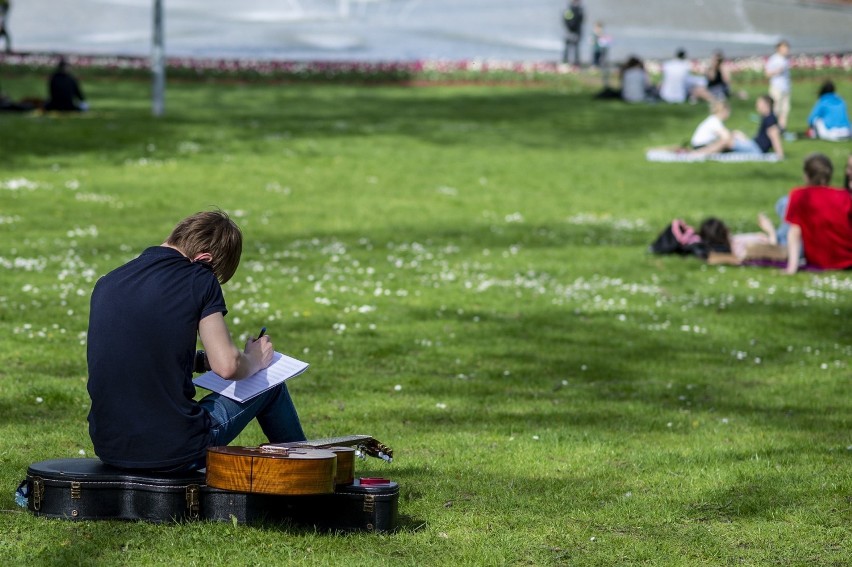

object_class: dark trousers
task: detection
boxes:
[562,34,581,65]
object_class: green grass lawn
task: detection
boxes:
[0,69,850,566]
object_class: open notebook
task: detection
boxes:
[193,352,309,402]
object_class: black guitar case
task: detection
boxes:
[25,458,398,532]
[203,479,399,531]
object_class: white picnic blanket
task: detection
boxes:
[646,149,781,163]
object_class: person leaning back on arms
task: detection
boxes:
[86,210,306,472]
[783,154,852,275]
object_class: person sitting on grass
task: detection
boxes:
[691,97,783,158]
[735,95,784,158]
[766,150,848,255]
[689,100,737,154]
[784,153,852,274]
[0,78,36,112]
[806,80,851,141]
[705,50,732,101]
[620,56,657,103]
[659,48,713,105]
[845,153,852,192]
[87,210,306,472]
[44,58,87,112]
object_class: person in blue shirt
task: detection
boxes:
[807,80,851,141]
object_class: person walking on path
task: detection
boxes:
[562,0,585,66]
[765,40,791,131]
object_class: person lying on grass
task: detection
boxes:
[691,97,783,158]
[783,153,852,274]
[650,215,785,264]
[87,210,306,472]
[698,216,786,265]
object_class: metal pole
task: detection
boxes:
[152,0,165,117]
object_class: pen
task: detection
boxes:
[255,326,267,341]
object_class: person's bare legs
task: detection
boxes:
[690,86,714,104]
[757,212,778,245]
[692,134,733,155]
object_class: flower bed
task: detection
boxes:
[0,51,849,85]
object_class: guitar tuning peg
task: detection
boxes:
[377,452,392,463]
[355,449,367,460]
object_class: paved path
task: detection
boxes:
[7,0,852,62]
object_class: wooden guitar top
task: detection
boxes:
[206,446,337,495]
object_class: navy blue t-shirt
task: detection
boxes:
[87,246,227,468]
[754,112,779,153]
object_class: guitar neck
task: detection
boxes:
[302,435,375,449]
[265,435,393,462]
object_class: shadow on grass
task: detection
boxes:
[686,463,845,522]
[371,292,850,440]
[0,76,705,166]
[244,221,847,443]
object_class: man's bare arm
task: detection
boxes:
[767,125,784,158]
[785,224,802,274]
[198,312,274,380]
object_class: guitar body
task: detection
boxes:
[206,446,337,495]
[326,447,356,486]
[253,434,393,490]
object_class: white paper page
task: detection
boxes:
[193,352,309,402]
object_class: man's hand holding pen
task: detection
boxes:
[245,326,274,371]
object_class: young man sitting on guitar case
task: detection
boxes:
[86,210,307,473]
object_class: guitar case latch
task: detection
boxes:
[186,484,200,520]
[363,494,375,513]
[32,477,44,511]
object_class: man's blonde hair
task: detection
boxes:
[710,100,729,115]
[166,210,242,284]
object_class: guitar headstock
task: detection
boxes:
[299,434,394,463]
[356,439,393,463]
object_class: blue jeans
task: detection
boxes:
[731,137,762,154]
[774,194,805,259]
[775,195,790,246]
[154,383,305,473]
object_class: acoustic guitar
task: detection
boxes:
[206,435,393,496]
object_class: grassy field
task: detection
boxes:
[0,69,850,566]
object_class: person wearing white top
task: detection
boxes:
[691,103,731,151]
[765,40,791,130]
[690,101,733,153]
[659,49,712,104]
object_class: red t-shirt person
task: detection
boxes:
[785,186,852,270]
